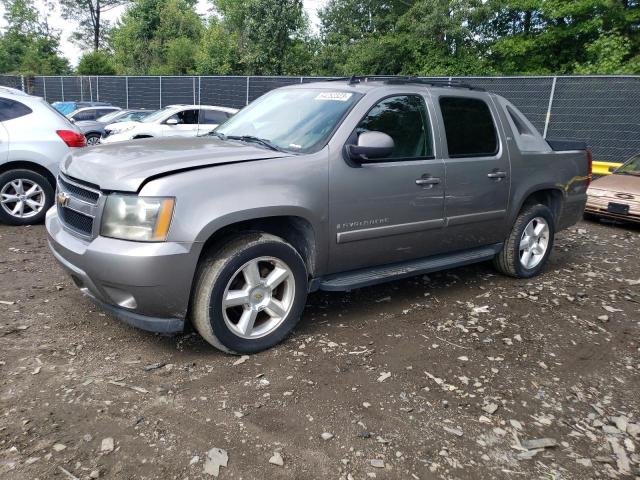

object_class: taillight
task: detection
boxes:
[586,149,593,187]
[56,130,86,148]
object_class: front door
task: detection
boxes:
[0,122,8,163]
[433,94,511,250]
[328,94,447,273]
[162,109,200,137]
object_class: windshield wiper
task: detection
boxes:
[226,135,285,153]
[205,131,227,140]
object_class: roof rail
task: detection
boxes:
[325,75,485,91]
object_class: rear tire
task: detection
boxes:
[191,233,308,354]
[494,204,555,278]
[0,169,54,226]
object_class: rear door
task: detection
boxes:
[162,109,200,137]
[433,93,510,250]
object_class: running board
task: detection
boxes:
[316,244,502,292]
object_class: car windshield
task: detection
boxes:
[97,110,125,123]
[616,154,640,176]
[215,88,362,153]
[141,107,174,123]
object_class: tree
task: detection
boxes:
[59,0,130,51]
[0,0,70,74]
[111,0,203,74]
[77,49,116,74]
[210,0,311,75]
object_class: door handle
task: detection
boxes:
[487,171,507,180]
[416,176,441,187]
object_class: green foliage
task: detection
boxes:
[110,0,202,74]
[0,0,638,76]
[0,0,70,74]
[59,0,129,51]
[77,49,116,74]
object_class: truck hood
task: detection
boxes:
[61,136,292,192]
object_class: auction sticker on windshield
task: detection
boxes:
[315,92,354,102]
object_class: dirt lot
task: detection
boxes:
[0,219,639,480]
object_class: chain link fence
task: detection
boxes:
[2,74,639,163]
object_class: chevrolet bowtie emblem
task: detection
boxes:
[57,192,70,208]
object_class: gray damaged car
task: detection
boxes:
[46,77,591,353]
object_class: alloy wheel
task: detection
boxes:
[519,216,550,269]
[0,179,46,219]
[221,256,295,339]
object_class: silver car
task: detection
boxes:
[0,87,86,225]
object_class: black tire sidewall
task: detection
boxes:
[511,205,555,278]
[0,169,54,226]
[207,241,308,353]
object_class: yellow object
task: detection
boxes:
[153,199,175,241]
[593,161,622,176]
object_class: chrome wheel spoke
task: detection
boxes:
[521,249,532,268]
[11,201,24,216]
[519,236,530,251]
[533,222,546,237]
[1,193,18,204]
[236,308,258,336]
[223,289,250,308]
[11,180,24,195]
[242,261,262,287]
[265,299,286,319]
[265,266,289,290]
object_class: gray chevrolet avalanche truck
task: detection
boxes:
[46,77,591,353]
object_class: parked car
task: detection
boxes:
[585,153,640,223]
[100,104,237,143]
[0,87,85,225]
[76,109,150,145]
[46,77,590,353]
[67,105,121,122]
[52,101,113,116]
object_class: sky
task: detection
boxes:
[1,0,328,66]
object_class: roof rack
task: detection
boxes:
[325,75,484,91]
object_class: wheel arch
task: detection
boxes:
[0,161,57,190]
[512,186,565,228]
[196,214,320,279]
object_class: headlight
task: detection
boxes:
[587,189,606,197]
[110,125,136,135]
[101,195,175,241]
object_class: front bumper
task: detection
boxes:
[46,207,201,333]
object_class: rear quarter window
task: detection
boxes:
[439,97,498,158]
[0,98,33,121]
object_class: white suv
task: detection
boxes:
[101,104,238,143]
[0,87,86,225]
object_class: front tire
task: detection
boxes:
[0,169,54,226]
[85,133,101,146]
[191,233,308,354]
[494,203,555,278]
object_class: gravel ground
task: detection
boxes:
[0,219,639,480]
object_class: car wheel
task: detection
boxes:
[191,233,308,354]
[493,203,555,278]
[0,169,54,226]
[85,133,101,146]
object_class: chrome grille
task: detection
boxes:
[56,174,103,238]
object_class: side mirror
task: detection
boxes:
[166,118,179,126]
[347,131,394,162]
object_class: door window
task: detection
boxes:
[439,97,498,158]
[355,95,432,159]
[171,109,199,125]
[73,109,97,121]
[201,109,229,125]
[0,99,32,121]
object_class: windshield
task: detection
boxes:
[616,154,640,175]
[97,110,124,123]
[141,107,174,123]
[216,88,362,153]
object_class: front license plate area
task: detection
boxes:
[607,202,630,215]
